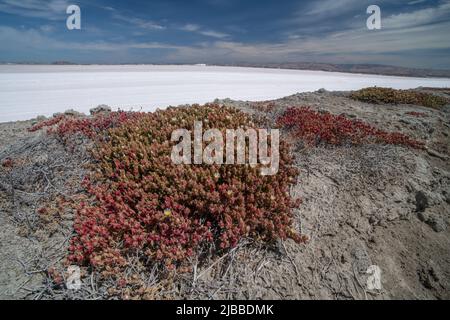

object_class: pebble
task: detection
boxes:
[90,104,112,115]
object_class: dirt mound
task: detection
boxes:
[0,88,449,299]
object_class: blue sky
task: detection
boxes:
[0,0,449,69]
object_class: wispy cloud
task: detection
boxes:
[39,24,54,32]
[180,23,230,39]
[304,0,364,16]
[383,1,450,29]
[181,24,200,32]
[0,25,183,52]
[408,0,427,5]
[111,12,166,30]
[0,0,69,20]
[198,30,229,38]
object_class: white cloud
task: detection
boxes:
[181,23,229,38]
[198,30,229,38]
[0,0,69,20]
[39,24,54,32]
[304,0,364,16]
[111,12,166,30]
[0,25,183,52]
[162,18,450,66]
[383,1,450,29]
[408,0,427,5]
[181,24,201,32]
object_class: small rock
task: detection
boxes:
[428,216,447,232]
[340,113,357,119]
[419,260,442,290]
[418,211,447,232]
[64,109,82,116]
[418,211,429,222]
[444,192,450,204]
[427,148,448,161]
[31,115,47,125]
[351,247,371,273]
[387,212,400,221]
[415,191,429,212]
[90,104,111,115]
[317,88,327,94]
[399,119,411,125]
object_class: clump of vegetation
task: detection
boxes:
[277,107,423,149]
[28,115,65,132]
[39,105,306,271]
[52,112,143,140]
[250,102,276,113]
[29,112,141,140]
[349,87,448,109]
[1,158,14,168]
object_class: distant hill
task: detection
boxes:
[2,61,449,78]
[220,62,450,78]
[51,61,76,65]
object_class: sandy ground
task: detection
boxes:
[211,88,450,299]
[0,88,449,299]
